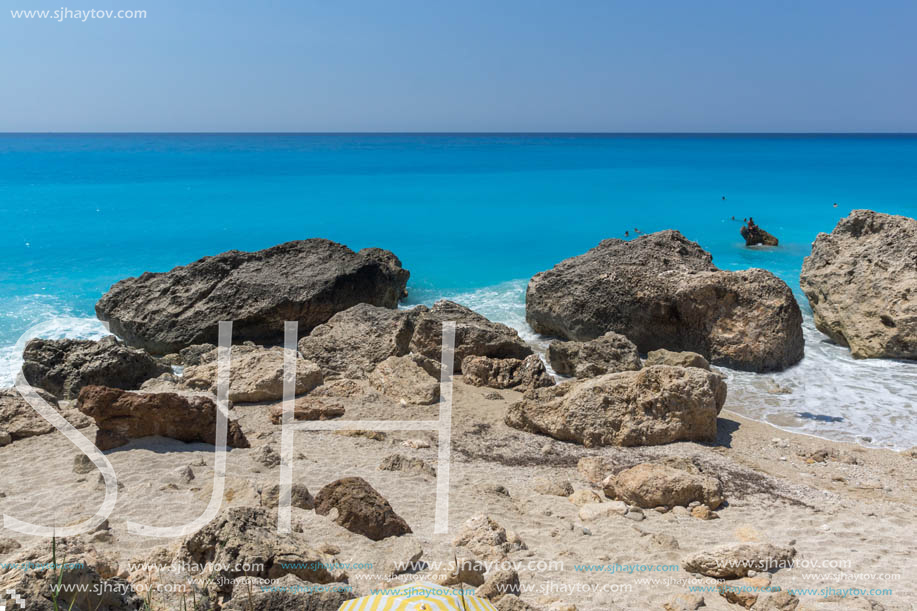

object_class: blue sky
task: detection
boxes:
[2,0,915,132]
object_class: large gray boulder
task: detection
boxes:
[505,365,726,447]
[21,336,170,400]
[298,303,426,378]
[800,210,917,359]
[547,331,642,378]
[410,300,532,372]
[95,239,409,354]
[525,231,804,372]
[181,344,323,402]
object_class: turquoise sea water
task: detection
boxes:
[2,134,917,448]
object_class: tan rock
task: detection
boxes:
[462,354,554,390]
[568,489,603,507]
[645,349,710,370]
[182,344,322,402]
[547,331,642,378]
[268,397,344,424]
[369,355,440,405]
[76,385,249,450]
[801,210,917,359]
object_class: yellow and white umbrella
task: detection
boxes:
[338,581,499,611]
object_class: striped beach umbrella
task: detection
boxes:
[338,581,499,611]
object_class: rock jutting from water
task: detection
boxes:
[95,239,410,354]
[525,230,804,372]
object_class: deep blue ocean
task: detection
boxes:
[2,134,917,448]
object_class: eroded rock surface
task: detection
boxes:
[801,209,917,359]
[526,231,803,372]
[76,385,249,450]
[96,239,409,354]
[505,365,726,447]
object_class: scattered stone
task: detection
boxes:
[269,398,345,424]
[663,592,704,611]
[525,230,804,372]
[182,506,345,598]
[0,431,10,447]
[297,303,424,378]
[683,543,797,578]
[462,354,554,390]
[604,463,723,509]
[335,430,386,441]
[379,453,436,477]
[436,555,487,587]
[76,386,249,450]
[691,505,718,520]
[260,483,314,510]
[381,537,424,577]
[182,344,323,402]
[221,574,354,610]
[645,349,711,370]
[800,210,917,359]
[495,595,539,611]
[453,515,526,559]
[547,332,642,378]
[753,590,800,611]
[476,569,521,600]
[255,445,281,468]
[718,574,772,608]
[96,239,409,354]
[624,507,645,521]
[368,355,440,405]
[0,537,22,555]
[173,465,195,484]
[178,343,217,366]
[568,489,603,507]
[651,533,680,550]
[410,300,533,371]
[506,366,726,447]
[402,438,431,449]
[314,477,412,540]
[0,387,62,441]
[533,476,574,496]
[483,391,504,400]
[21,336,172,400]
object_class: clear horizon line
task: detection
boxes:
[1,130,917,136]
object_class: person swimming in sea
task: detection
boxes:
[624,230,629,237]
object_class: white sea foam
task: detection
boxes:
[3,283,915,450]
[0,316,110,388]
[433,280,917,451]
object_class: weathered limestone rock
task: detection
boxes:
[96,239,409,354]
[801,210,917,359]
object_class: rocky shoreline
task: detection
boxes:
[1,211,915,610]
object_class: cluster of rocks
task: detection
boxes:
[3,219,913,609]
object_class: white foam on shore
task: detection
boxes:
[436,280,917,451]
[0,316,110,387]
